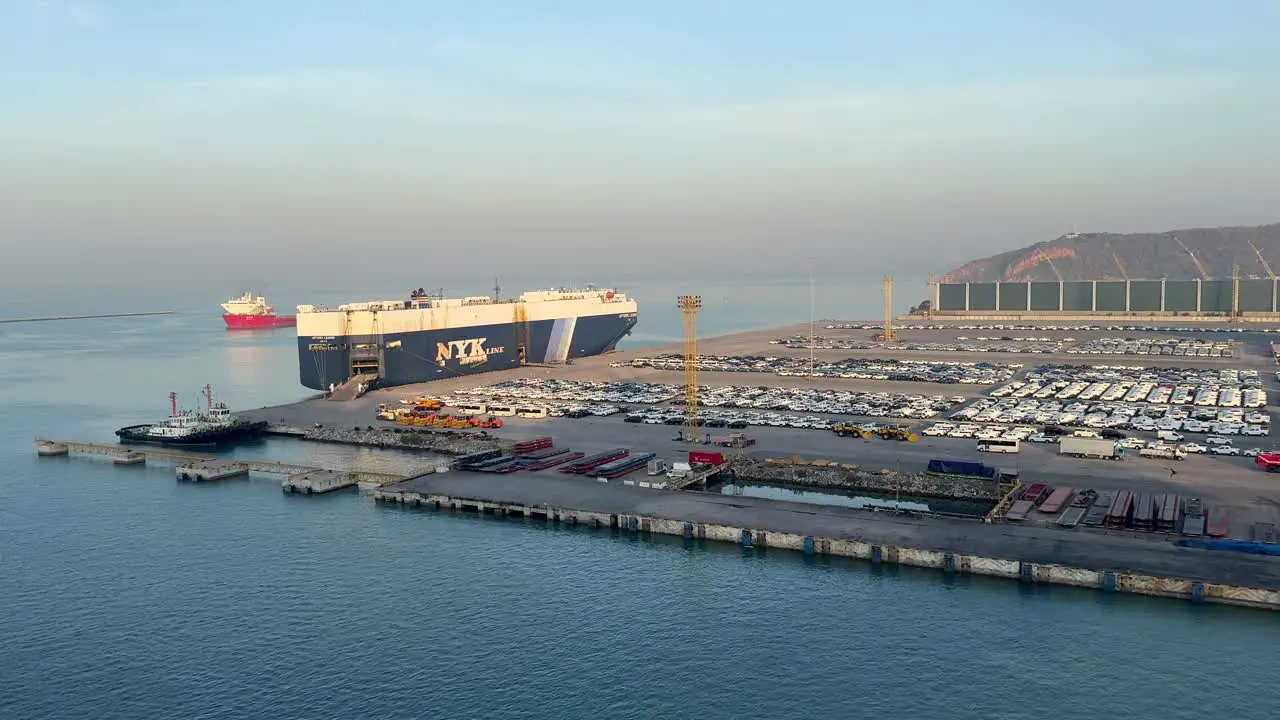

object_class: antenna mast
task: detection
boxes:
[677,295,702,443]
[170,392,177,417]
[493,278,501,302]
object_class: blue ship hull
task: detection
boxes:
[298,312,637,391]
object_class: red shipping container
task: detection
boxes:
[689,451,724,466]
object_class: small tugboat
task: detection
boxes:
[116,385,268,447]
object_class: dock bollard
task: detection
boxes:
[1102,572,1117,593]
[803,536,814,555]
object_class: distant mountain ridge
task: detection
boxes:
[942,223,1280,283]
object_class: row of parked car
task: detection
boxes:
[693,386,965,418]
[1064,337,1234,357]
[951,396,1271,436]
[923,422,1266,456]
[617,354,1017,384]
[453,378,968,421]
[455,379,682,405]
[622,408,837,430]
[772,336,1067,354]
[992,365,1265,408]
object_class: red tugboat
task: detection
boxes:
[221,291,296,329]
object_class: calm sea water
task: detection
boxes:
[3,288,1279,720]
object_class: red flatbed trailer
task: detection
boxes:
[1106,491,1134,527]
[1206,506,1231,537]
[1005,499,1034,521]
[527,452,584,471]
[559,448,629,474]
[1021,483,1048,504]
[514,436,554,453]
[1038,486,1075,514]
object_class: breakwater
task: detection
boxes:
[0,310,176,324]
[730,458,1003,501]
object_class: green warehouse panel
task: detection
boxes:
[937,284,968,311]
[997,282,1029,311]
[1061,282,1094,311]
[1163,281,1198,312]
[1128,281,1162,312]
[968,283,997,311]
[1237,279,1274,312]
[1028,282,1061,311]
[1094,281,1127,312]
[1200,280,1233,313]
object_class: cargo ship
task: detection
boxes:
[222,291,296,329]
[116,385,268,447]
[296,287,638,392]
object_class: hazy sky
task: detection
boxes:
[4,1,1280,291]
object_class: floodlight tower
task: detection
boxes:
[677,295,702,441]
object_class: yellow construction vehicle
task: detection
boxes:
[833,423,874,439]
[400,396,443,409]
[877,425,919,442]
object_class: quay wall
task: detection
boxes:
[377,490,1280,612]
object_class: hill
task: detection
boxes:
[941,223,1280,283]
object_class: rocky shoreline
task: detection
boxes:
[300,426,503,456]
[728,458,1003,502]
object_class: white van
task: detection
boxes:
[1157,430,1184,442]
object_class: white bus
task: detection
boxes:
[488,404,516,417]
[516,406,549,419]
[453,401,487,414]
[977,439,1020,454]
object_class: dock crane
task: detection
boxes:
[1247,239,1276,280]
[1172,234,1211,280]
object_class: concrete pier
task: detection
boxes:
[283,470,356,494]
[36,441,68,456]
[375,470,1280,612]
[35,439,411,487]
[177,460,249,482]
[113,452,145,466]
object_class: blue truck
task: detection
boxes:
[925,458,999,480]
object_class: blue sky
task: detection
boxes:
[4,1,1279,291]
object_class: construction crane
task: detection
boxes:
[1032,248,1064,282]
[873,276,899,342]
[1172,234,1210,280]
[677,295,702,443]
[1247,238,1276,280]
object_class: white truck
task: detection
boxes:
[1058,436,1124,460]
[1157,430,1185,442]
[1140,445,1187,461]
[666,461,692,480]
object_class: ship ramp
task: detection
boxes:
[327,373,377,402]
